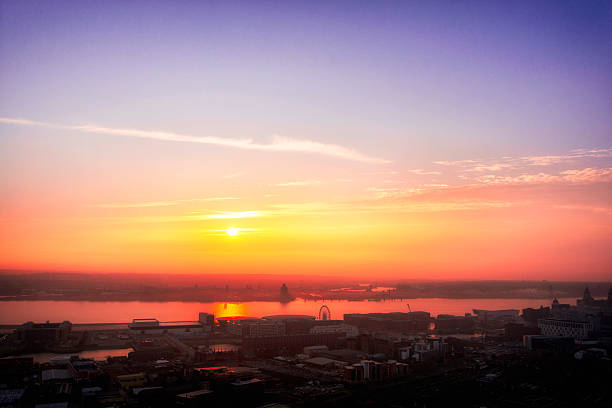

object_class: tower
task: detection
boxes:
[279,283,294,302]
[583,286,594,302]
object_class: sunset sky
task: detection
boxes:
[1,1,611,280]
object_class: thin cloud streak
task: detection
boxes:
[96,197,239,208]
[432,148,612,170]
[475,167,612,185]
[406,169,442,175]
[0,117,390,164]
[204,211,261,219]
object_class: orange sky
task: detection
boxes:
[1,2,612,281]
[1,138,611,280]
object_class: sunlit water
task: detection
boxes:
[0,298,569,324]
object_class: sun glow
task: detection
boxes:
[214,302,248,318]
[226,228,239,236]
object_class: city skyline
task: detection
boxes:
[1,1,612,280]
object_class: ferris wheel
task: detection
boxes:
[318,305,331,320]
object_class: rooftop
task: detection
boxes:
[262,315,315,321]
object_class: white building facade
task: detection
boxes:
[538,318,593,339]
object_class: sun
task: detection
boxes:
[226,228,239,236]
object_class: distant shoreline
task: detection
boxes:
[0,295,570,303]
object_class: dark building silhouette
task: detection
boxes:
[583,286,594,302]
[521,306,551,325]
[279,283,294,303]
[16,321,71,349]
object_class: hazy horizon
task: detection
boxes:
[2,269,612,285]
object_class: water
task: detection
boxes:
[0,298,568,324]
[1,348,134,364]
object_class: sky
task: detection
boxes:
[1,0,611,280]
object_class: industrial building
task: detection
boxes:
[537,318,594,339]
[129,319,208,336]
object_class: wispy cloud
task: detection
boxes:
[272,180,321,187]
[406,169,442,175]
[465,163,514,172]
[432,148,612,170]
[0,117,390,163]
[96,197,239,208]
[433,159,477,166]
[560,167,612,183]
[475,167,612,185]
[204,211,261,219]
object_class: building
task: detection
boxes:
[129,319,207,336]
[304,357,347,370]
[69,358,100,381]
[472,309,519,323]
[521,306,551,325]
[576,286,612,314]
[523,335,575,351]
[129,318,160,328]
[310,324,359,337]
[343,360,409,382]
[16,321,72,346]
[435,314,474,332]
[538,318,593,339]
[217,317,283,337]
[116,373,147,390]
[504,322,540,340]
[279,283,295,302]
[242,333,344,354]
[198,313,215,328]
[263,315,348,335]
[344,312,431,333]
[217,316,290,337]
[397,337,449,362]
[218,317,259,336]
[245,321,285,337]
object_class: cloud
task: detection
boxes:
[272,180,321,187]
[465,163,513,172]
[96,197,239,208]
[0,117,390,164]
[474,167,612,185]
[366,187,400,192]
[476,173,560,184]
[204,211,261,219]
[406,169,442,175]
[560,167,612,183]
[432,148,612,170]
[433,159,477,166]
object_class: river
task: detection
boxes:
[1,348,135,364]
[0,297,569,324]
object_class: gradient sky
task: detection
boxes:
[1,0,611,280]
